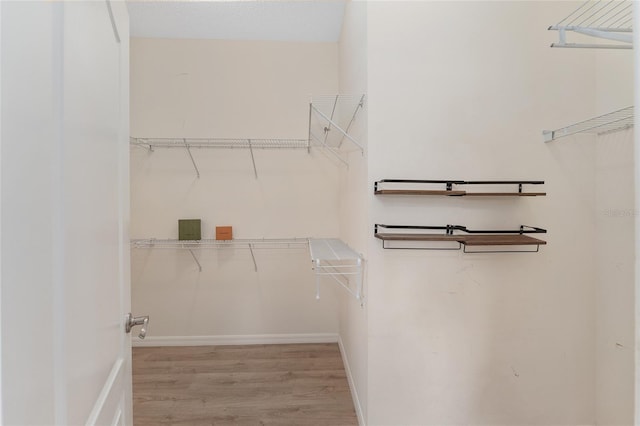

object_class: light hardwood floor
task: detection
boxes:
[133,343,358,425]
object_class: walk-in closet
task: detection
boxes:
[1,0,637,425]
[126,0,637,424]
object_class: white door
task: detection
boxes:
[1,1,134,425]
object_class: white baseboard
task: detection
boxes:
[338,335,365,426]
[133,333,339,347]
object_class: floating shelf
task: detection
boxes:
[374,180,546,197]
[374,224,547,253]
[308,238,364,302]
[548,0,633,49]
[131,238,309,272]
[543,106,634,142]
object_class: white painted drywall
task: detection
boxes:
[594,48,635,425]
[130,38,342,339]
[337,1,369,424]
[365,2,598,424]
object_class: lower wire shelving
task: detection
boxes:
[308,238,364,303]
[132,237,365,302]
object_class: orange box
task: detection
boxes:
[216,226,233,240]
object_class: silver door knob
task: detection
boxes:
[125,313,149,339]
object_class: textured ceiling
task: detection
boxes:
[126,1,347,42]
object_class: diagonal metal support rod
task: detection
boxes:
[311,105,364,153]
[338,94,365,149]
[183,138,200,178]
[310,131,349,167]
[188,249,202,272]
[323,95,339,146]
[248,243,257,272]
[248,139,258,179]
[307,104,313,154]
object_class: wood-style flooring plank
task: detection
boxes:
[133,343,358,426]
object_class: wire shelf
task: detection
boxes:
[543,106,634,142]
[131,238,310,249]
[308,94,365,166]
[131,138,312,150]
[132,237,365,303]
[308,238,364,303]
[549,0,633,49]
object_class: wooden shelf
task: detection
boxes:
[374,233,546,246]
[462,234,546,246]
[374,189,465,196]
[374,224,547,252]
[375,190,546,197]
[374,179,545,197]
[464,192,547,197]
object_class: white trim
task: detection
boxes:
[634,1,640,424]
[85,358,124,426]
[0,1,3,420]
[338,336,365,426]
[132,333,339,347]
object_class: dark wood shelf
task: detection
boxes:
[375,190,546,197]
[374,233,546,246]
[374,179,546,197]
[374,189,465,196]
[464,192,546,197]
[374,224,547,252]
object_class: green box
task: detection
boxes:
[178,219,201,240]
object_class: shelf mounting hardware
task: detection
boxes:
[183,138,200,178]
[248,139,258,179]
[248,243,257,272]
[187,248,202,272]
[548,0,633,49]
[543,106,634,142]
[311,105,364,154]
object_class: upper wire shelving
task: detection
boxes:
[308,94,365,167]
[543,106,634,142]
[130,93,366,176]
[130,137,311,179]
[548,0,633,49]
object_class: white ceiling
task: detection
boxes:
[126,1,347,42]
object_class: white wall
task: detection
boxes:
[130,38,343,340]
[366,2,598,424]
[594,48,635,425]
[338,1,369,424]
